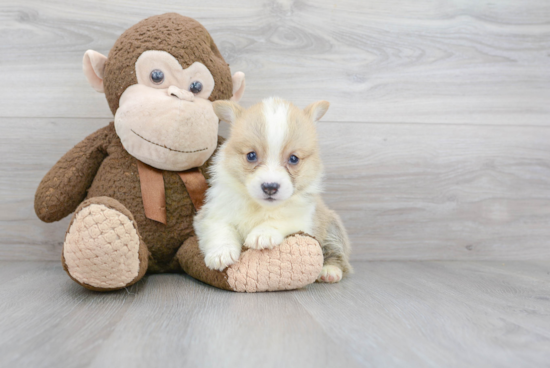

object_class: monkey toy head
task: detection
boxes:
[82,13,245,170]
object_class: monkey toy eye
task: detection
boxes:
[189,81,203,94]
[246,152,257,163]
[289,155,299,165]
[150,69,164,84]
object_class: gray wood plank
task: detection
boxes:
[0,260,49,286]
[320,122,550,261]
[1,0,549,124]
[2,117,550,261]
[1,261,549,368]
[294,261,550,368]
[88,274,361,368]
[389,262,550,340]
[0,261,138,368]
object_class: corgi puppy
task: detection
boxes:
[194,97,352,283]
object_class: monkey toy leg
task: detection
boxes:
[177,233,324,292]
[61,197,149,292]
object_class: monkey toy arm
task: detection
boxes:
[34,125,113,223]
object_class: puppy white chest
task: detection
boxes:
[233,198,316,242]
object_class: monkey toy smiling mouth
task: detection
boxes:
[130,129,208,154]
[114,50,220,171]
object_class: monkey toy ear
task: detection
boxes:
[230,72,246,102]
[83,50,108,93]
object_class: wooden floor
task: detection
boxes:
[0,261,549,368]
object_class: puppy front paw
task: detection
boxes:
[204,246,241,271]
[244,227,285,250]
[317,265,343,283]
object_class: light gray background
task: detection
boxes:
[2,0,550,262]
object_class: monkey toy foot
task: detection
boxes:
[62,197,149,291]
[178,233,324,292]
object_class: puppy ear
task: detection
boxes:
[83,50,108,93]
[304,101,330,122]
[212,100,245,124]
[230,72,246,102]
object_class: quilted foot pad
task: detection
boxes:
[226,233,324,292]
[63,203,141,289]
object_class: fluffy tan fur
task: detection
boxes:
[194,97,352,282]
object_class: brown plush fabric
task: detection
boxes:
[177,236,232,291]
[61,196,150,292]
[103,13,233,115]
[34,127,111,223]
[37,122,220,273]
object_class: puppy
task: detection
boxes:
[194,97,352,283]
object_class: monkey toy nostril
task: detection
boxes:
[167,86,194,101]
[261,182,280,196]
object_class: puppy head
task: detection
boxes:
[213,97,329,207]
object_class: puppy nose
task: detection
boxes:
[261,182,280,196]
[167,86,194,101]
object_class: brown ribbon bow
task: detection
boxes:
[137,160,207,224]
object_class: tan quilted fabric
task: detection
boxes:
[64,204,140,288]
[226,234,324,292]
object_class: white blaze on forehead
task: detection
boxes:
[262,97,289,166]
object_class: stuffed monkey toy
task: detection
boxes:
[34,13,323,292]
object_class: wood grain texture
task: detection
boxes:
[0,0,549,124]
[2,118,549,261]
[0,262,137,368]
[87,273,360,368]
[295,260,550,368]
[1,261,549,368]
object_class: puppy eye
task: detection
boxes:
[246,152,257,162]
[190,81,203,94]
[150,69,165,84]
[289,155,299,165]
